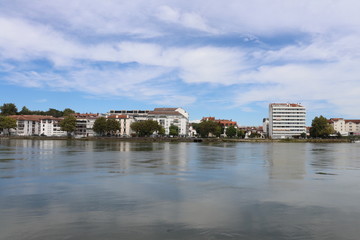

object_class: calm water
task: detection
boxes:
[1,139,360,240]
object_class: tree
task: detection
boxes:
[63,108,75,116]
[196,120,221,137]
[237,129,245,139]
[106,119,120,135]
[93,117,108,136]
[225,126,237,138]
[130,120,162,137]
[0,116,17,135]
[60,115,77,137]
[19,106,31,115]
[158,126,165,136]
[47,108,63,117]
[300,132,307,139]
[310,115,334,138]
[0,103,18,116]
[169,124,179,136]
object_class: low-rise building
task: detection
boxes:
[107,107,190,136]
[73,113,100,137]
[9,115,66,136]
[329,118,360,136]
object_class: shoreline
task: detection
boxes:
[0,136,352,143]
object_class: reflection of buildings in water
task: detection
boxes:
[160,142,189,173]
[267,143,306,180]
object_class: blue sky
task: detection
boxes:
[1,0,360,125]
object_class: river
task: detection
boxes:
[1,139,360,239]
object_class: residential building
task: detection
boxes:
[107,107,190,136]
[269,103,306,139]
[73,113,100,137]
[329,118,360,136]
[107,114,134,136]
[8,115,66,136]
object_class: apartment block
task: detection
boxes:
[269,103,306,139]
[329,118,360,136]
[9,115,66,136]
[107,107,189,136]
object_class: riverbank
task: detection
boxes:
[0,136,353,143]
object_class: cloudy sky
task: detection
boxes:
[1,0,360,125]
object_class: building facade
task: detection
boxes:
[9,115,66,136]
[329,118,360,136]
[269,103,306,139]
[73,113,100,137]
[107,107,189,136]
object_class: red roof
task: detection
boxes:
[148,111,182,116]
[345,120,360,124]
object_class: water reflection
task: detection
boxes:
[1,139,360,240]
[266,143,306,180]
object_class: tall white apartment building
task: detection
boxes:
[269,103,306,139]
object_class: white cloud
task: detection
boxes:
[1,0,360,118]
[156,5,218,33]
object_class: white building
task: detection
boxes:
[107,107,189,136]
[73,113,100,137]
[107,114,134,137]
[148,108,189,136]
[329,118,360,136]
[9,115,67,136]
[269,103,306,139]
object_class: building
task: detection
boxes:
[269,103,306,139]
[107,107,189,136]
[148,108,189,136]
[8,115,66,136]
[73,113,100,137]
[329,118,360,136]
[107,114,133,136]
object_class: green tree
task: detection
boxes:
[130,120,162,137]
[106,119,120,135]
[300,132,307,139]
[0,103,18,116]
[60,115,77,137]
[237,129,245,139]
[19,106,31,115]
[93,117,108,136]
[225,126,237,138]
[47,108,63,117]
[310,116,334,138]
[0,116,17,135]
[196,120,221,137]
[169,124,179,136]
[158,126,165,136]
[63,108,75,116]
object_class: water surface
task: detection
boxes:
[1,139,360,239]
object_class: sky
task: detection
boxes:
[1,0,360,125]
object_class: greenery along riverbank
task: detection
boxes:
[0,136,353,143]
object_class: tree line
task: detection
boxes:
[0,103,75,117]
